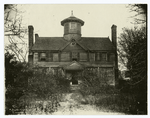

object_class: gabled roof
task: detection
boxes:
[31,37,67,51]
[31,37,115,51]
[60,39,88,51]
[79,37,115,51]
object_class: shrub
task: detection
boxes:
[79,69,117,95]
[5,64,70,115]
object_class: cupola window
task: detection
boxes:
[70,22,76,29]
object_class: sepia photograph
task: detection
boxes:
[4,3,147,115]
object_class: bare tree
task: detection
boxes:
[4,4,28,62]
[128,4,147,24]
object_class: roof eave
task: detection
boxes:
[61,19,84,26]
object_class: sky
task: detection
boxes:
[17,4,137,39]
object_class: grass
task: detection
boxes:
[80,92,139,114]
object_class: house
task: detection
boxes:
[28,13,118,86]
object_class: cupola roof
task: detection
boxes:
[61,13,84,26]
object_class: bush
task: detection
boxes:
[79,69,117,95]
[5,65,71,114]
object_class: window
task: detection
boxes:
[79,53,87,61]
[101,53,107,61]
[40,53,46,61]
[89,53,95,62]
[109,53,115,62]
[34,53,38,62]
[70,22,76,29]
[61,52,70,62]
[72,52,78,61]
[53,53,59,62]
[71,39,76,46]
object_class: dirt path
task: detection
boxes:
[53,91,125,115]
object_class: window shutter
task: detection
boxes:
[46,52,49,62]
[64,23,69,34]
[89,53,95,62]
[38,52,40,61]
[53,53,59,62]
[34,52,38,62]
[48,53,52,62]
[96,53,100,61]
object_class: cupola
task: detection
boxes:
[61,11,84,41]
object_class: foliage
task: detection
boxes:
[5,54,70,114]
[79,69,116,95]
[5,51,32,88]
[118,26,147,114]
[27,69,70,99]
[79,67,147,114]
[5,52,15,87]
[118,26,146,84]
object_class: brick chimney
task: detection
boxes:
[28,25,34,52]
[35,33,39,42]
[111,24,118,86]
[28,25,34,66]
[111,24,117,48]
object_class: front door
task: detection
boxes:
[72,73,78,85]
[66,70,80,85]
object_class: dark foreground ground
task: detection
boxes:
[6,85,146,115]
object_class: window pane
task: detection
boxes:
[41,53,46,57]
[40,53,46,61]
[89,53,95,62]
[72,52,78,61]
[61,53,70,61]
[53,53,59,62]
[70,22,76,29]
[80,53,87,61]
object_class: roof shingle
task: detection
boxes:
[31,37,115,51]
